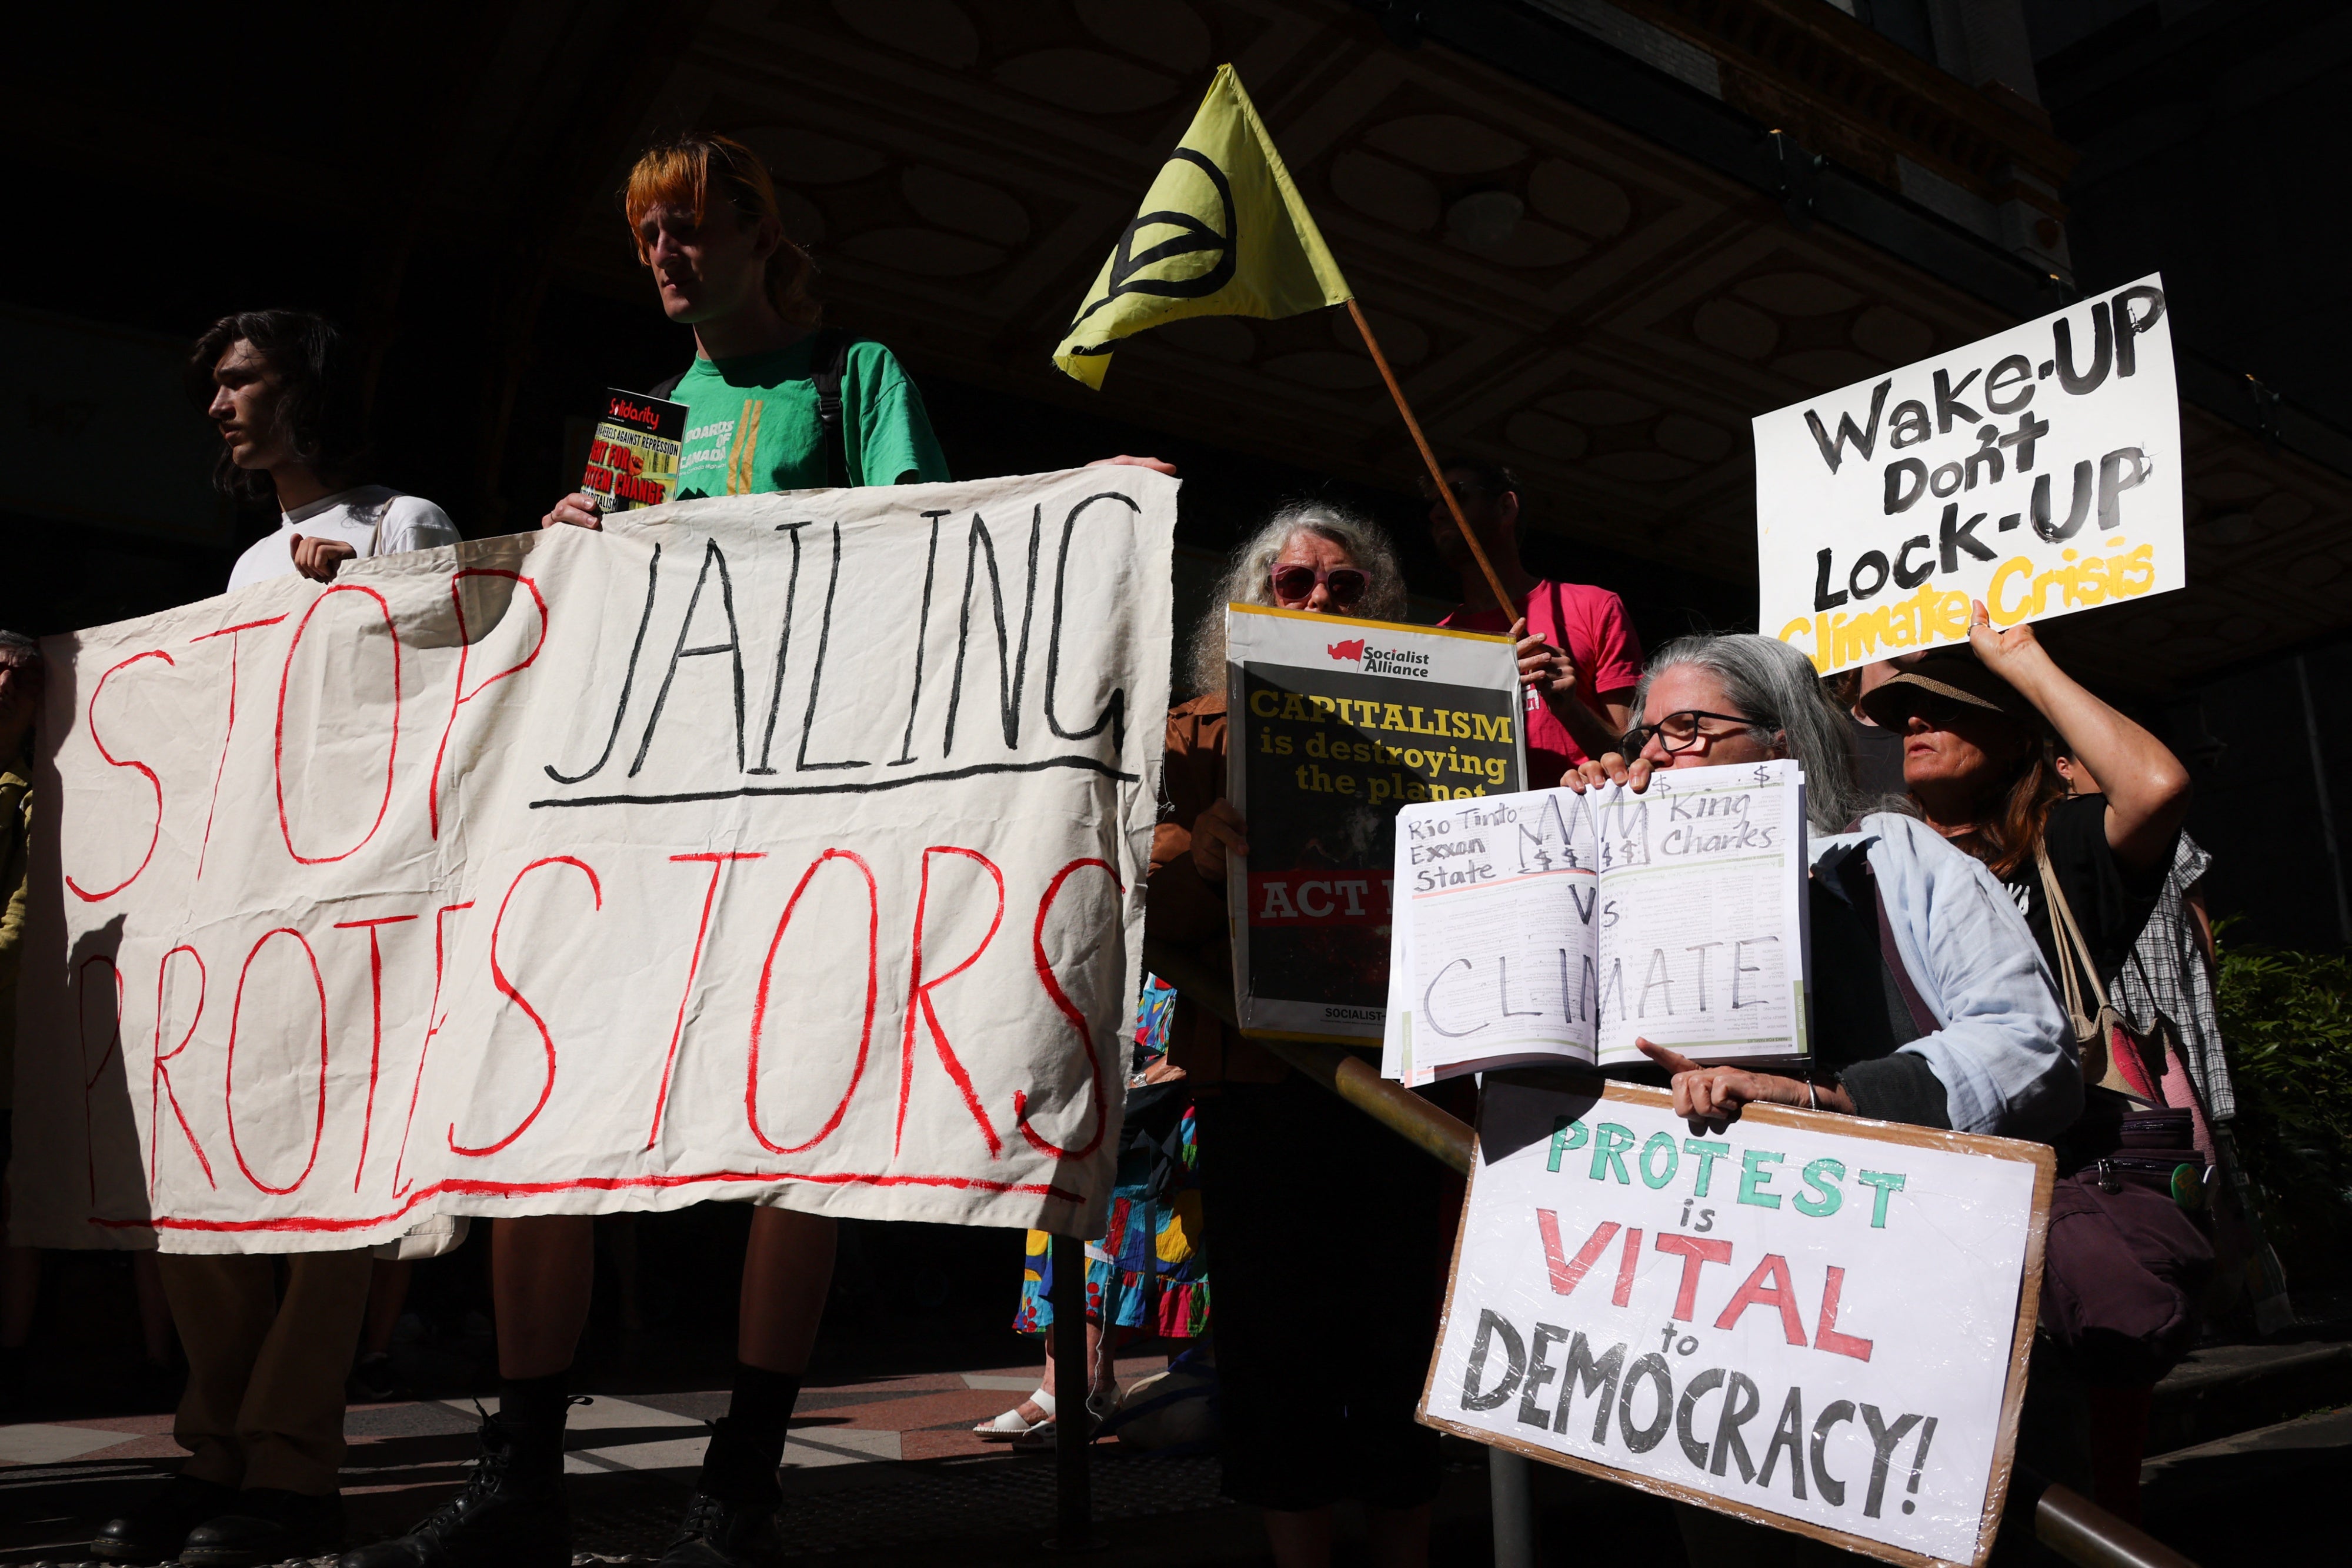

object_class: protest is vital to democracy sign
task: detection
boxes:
[1756,272,2181,677]
[11,469,1173,1253]
[1425,1081,2050,1568]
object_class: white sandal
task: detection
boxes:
[972,1387,1055,1440]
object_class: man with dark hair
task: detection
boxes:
[88,311,458,1566]
[1427,459,1642,786]
[194,309,459,588]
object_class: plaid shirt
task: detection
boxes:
[2113,833,2234,1120]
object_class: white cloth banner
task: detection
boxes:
[1756,271,2182,676]
[11,469,1175,1253]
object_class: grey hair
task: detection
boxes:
[1632,633,1876,835]
[1186,501,1407,697]
[0,630,38,666]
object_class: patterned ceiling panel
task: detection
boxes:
[542,0,2348,693]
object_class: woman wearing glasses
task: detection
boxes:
[1573,630,2080,1564]
[1150,503,1457,1568]
[1852,610,2192,1526]
[1574,630,2078,1141]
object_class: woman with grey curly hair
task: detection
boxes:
[1183,501,1407,698]
[1150,501,1459,1566]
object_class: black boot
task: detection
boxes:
[179,1488,345,1566]
[336,1411,568,1568]
[657,1417,786,1568]
[90,1474,241,1564]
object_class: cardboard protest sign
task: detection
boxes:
[11,469,1173,1253]
[1756,272,2181,676]
[1384,763,1812,1086]
[1426,1079,2050,1568]
[1223,606,1522,1042]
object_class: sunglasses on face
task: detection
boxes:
[1620,709,1765,756]
[1270,565,1369,608]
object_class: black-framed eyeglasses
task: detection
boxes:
[1620,709,1766,756]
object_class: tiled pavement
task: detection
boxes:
[0,1354,1279,1566]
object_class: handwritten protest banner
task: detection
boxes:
[11,468,1173,1253]
[1223,606,1522,1043]
[1383,764,1811,1086]
[1756,272,2181,677]
[1425,1080,2050,1568]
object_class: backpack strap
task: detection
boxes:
[808,328,856,486]
[650,329,858,484]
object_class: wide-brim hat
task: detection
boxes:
[1857,648,2040,730]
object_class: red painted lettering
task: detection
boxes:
[335,915,418,1190]
[1612,1225,1646,1307]
[1654,1232,1736,1320]
[1536,1211,1620,1296]
[1013,858,1122,1160]
[66,650,175,902]
[643,852,765,1150]
[428,572,548,839]
[275,586,401,865]
[392,901,473,1196]
[1713,1252,1810,1346]
[451,858,599,1157]
[896,846,1005,1159]
[225,928,329,1195]
[1813,1265,1875,1361]
[747,850,878,1156]
[148,945,215,1194]
[188,616,288,880]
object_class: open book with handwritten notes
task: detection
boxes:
[1380,760,1812,1086]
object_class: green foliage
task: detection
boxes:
[2214,925,2352,1279]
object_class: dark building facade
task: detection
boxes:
[6,0,2348,936]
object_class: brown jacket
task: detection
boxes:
[1149,693,1290,1085]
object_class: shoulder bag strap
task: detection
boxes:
[1869,868,1940,1039]
[2035,839,2097,1040]
[649,369,686,401]
[2038,838,2163,1100]
[809,328,853,486]
[2036,838,2112,1009]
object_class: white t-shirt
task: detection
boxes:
[226,486,462,592]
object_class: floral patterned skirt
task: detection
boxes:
[1013,976,1208,1337]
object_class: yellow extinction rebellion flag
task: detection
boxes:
[1053,64,1353,389]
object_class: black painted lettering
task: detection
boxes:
[2055,302,2112,395]
[795,523,870,772]
[2112,285,2166,377]
[1803,378,1893,474]
[629,538,745,777]
[1462,1309,1526,1411]
[751,522,814,774]
[2031,462,2094,543]
[1984,353,2034,413]
[545,541,661,785]
[1043,492,1136,753]
[944,508,1041,755]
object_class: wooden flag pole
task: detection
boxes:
[1345,297,1517,619]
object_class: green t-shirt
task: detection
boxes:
[672,337,950,497]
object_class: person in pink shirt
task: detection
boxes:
[1427,459,1643,786]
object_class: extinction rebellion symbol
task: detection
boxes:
[1064,149,1237,341]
